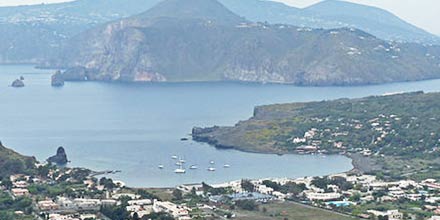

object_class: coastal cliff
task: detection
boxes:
[192,92,440,175]
[192,91,435,154]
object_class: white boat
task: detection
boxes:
[190,165,198,169]
[175,162,182,166]
[223,164,230,168]
[179,159,186,164]
[210,160,215,164]
[158,165,164,169]
[171,155,178,159]
[174,168,186,174]
[207,167,216,172]
[174,164,186,174]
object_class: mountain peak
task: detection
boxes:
[305,0,397,19]
[141,0,245,25]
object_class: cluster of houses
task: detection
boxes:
[9,174,34,197]
[183,173,440,220]
[289,113,406,156]
[4,172,194,220]
[4,160,440,220]
[38,197,192,220]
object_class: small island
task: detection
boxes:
[51,70,65,87]
[47,146,68,165]
[11,78,25,88]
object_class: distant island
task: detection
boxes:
[193,91,440,180]
[44,0,440,86]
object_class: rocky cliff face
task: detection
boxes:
[51,71,65,87]
[50,0,440,86]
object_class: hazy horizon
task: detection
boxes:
[1,0,439,37]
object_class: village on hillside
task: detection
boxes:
[3,161,440,220]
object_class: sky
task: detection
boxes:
[1,0,439,36]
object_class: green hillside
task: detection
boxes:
[193,91,440,179]
[0,142,36,179]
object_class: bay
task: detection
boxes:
[2,65,438,187]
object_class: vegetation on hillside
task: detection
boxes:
[193,91,440,179]
[0,142,36,179]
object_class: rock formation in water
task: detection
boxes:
[11,79,25,87]
[47,146,68,165]
[51,70,65,87]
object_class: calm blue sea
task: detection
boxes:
[1,65,439,187]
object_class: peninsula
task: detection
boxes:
[193,91,440,180]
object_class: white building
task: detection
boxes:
[305,192,341,201]
[367,209,403,220]
[38,200,59,211]
[11,188,29,197]
[128,199,152,206]
[73,198,101,211]
[153,200,190,218]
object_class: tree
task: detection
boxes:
[311,177,329,190]
[378,215,389,220]
[99,177,116,190]
[142,212,174,220]
[235,200,258,211]
[37,165,51,177]
[0,212,14,220]
[331,176,353,191]
[241,180,255,192]
[133,212,140,220]
[172,189,183,201]
[137,189,159,200]
[349,193,361,202]
[0,179,12,190]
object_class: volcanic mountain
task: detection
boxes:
[49,0,440,85]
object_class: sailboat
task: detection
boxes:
[174,164,186,174]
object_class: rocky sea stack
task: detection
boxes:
[47,146,68,165]
[51,70,65,87]
[11,78,25,87]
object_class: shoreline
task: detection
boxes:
[121,148,374,190]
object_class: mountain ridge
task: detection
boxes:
[221,0,440,44]
[1,0,439,64]
[48,0,440,86]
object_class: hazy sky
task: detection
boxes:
[1,0,439,36]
